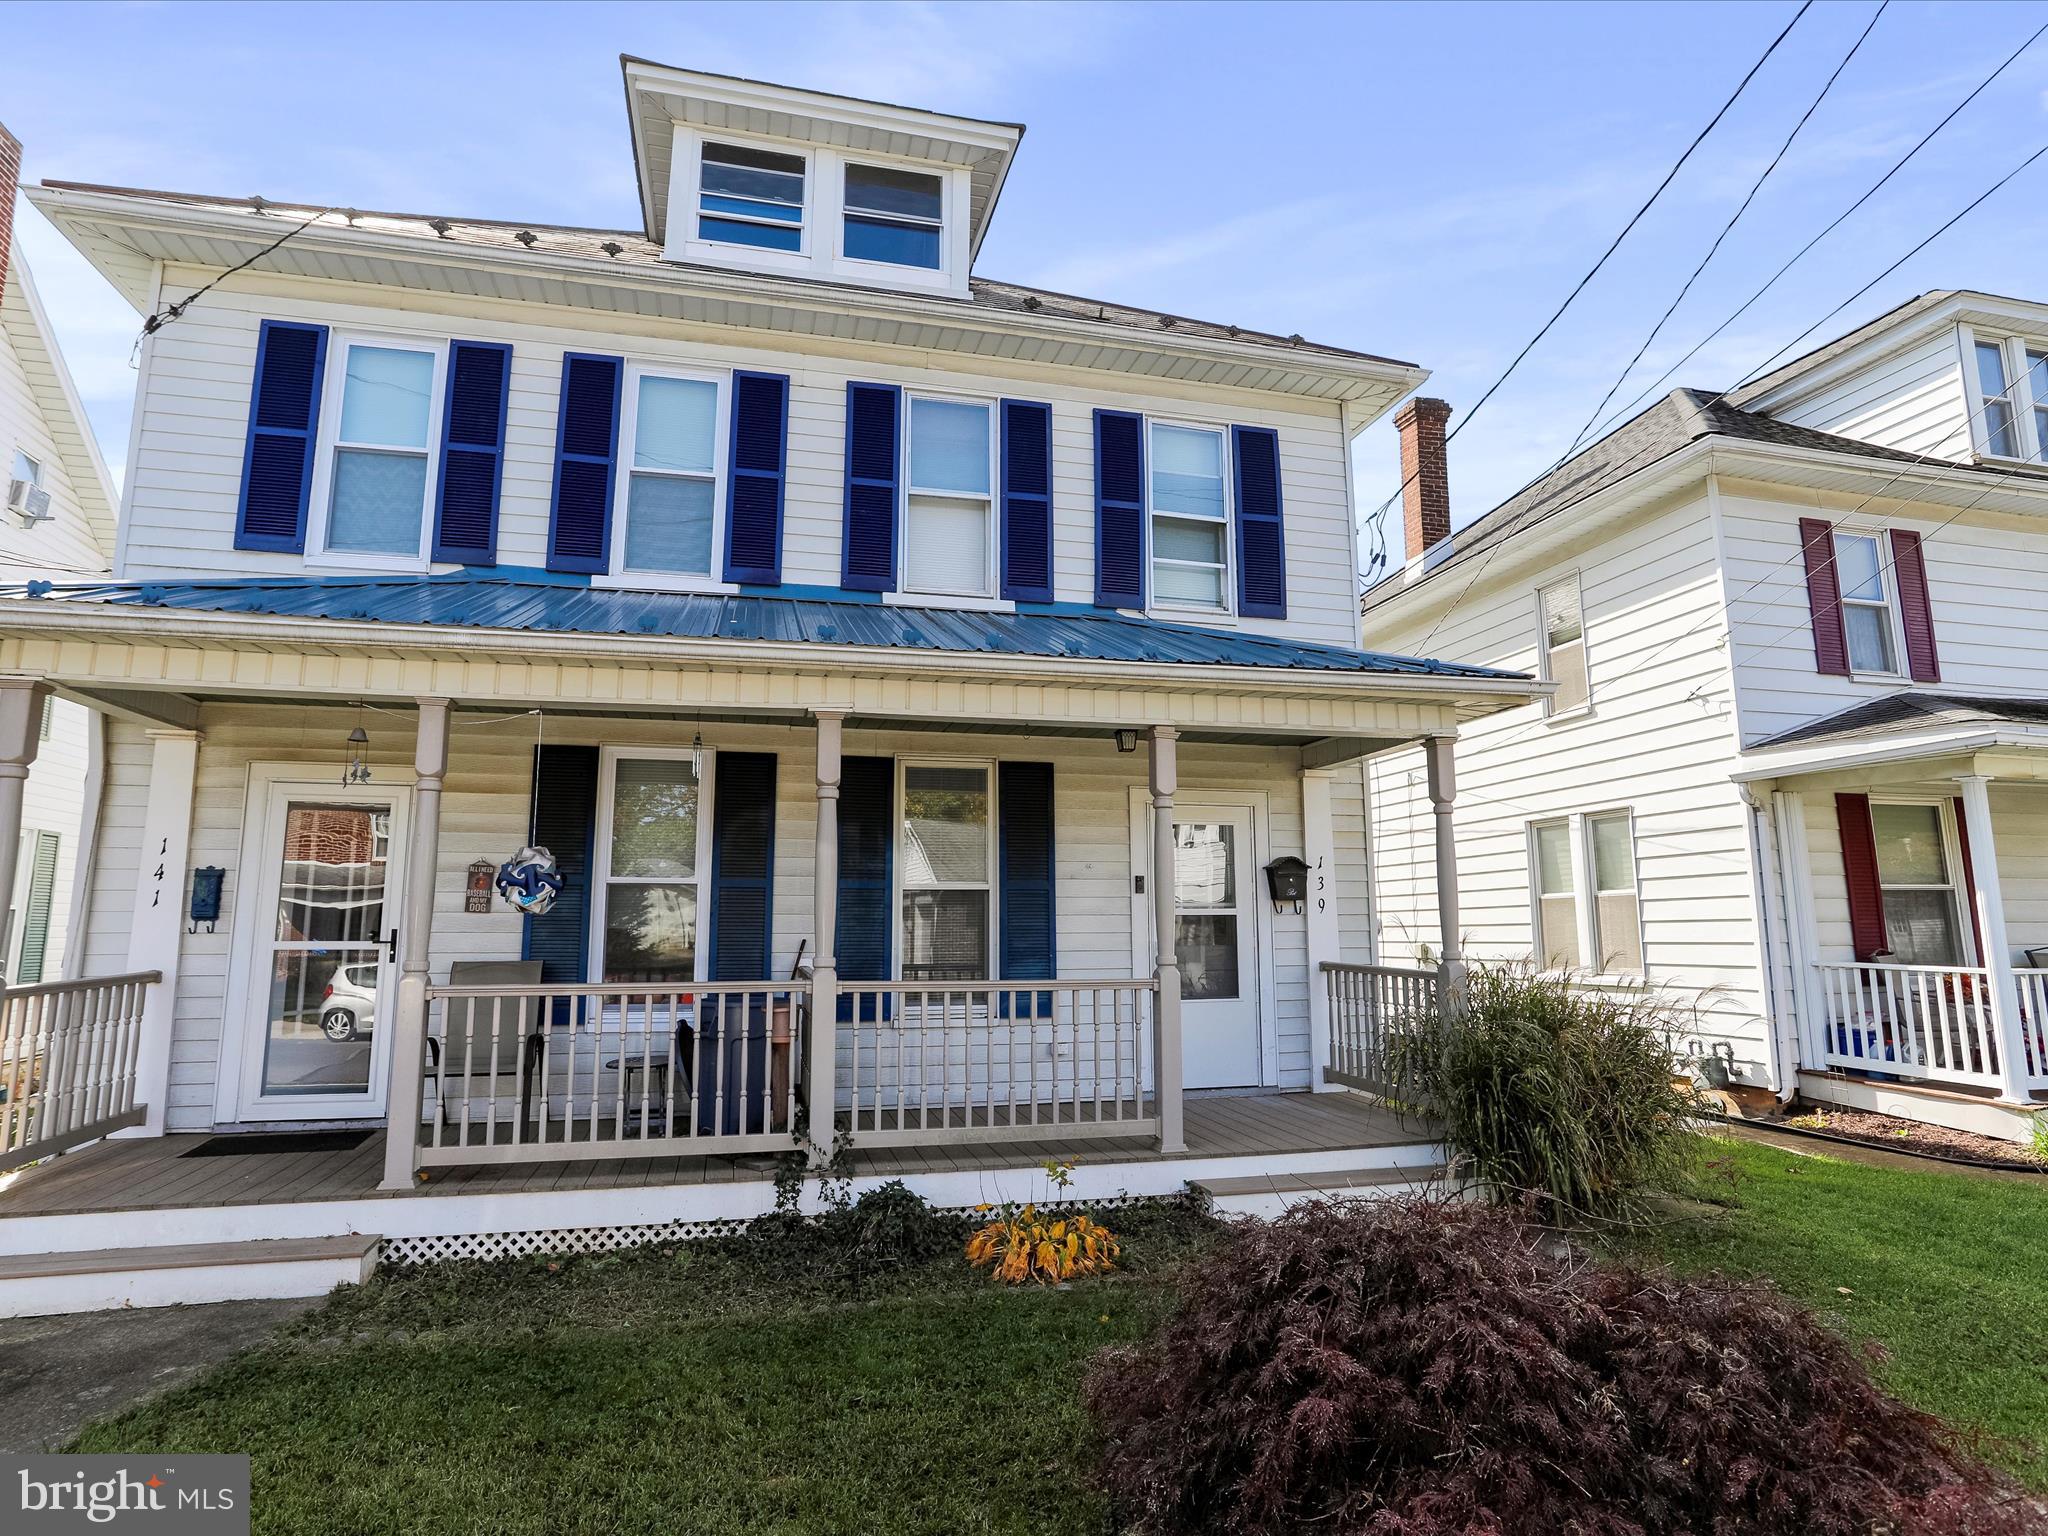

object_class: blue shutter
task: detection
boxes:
[546,352,622,574]
[836,756,893,1022]
[1093,409,1146,608]
[1000,399,1054,602]
[709,752,777,981]
[234,320,327,554]
[1232,424,1287,619]
[724,371,789,585]
[998,761,1055,1016]
[522,744,599,1026]
[842,382,901,593]
[432,340,513,566]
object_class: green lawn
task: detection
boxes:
[1630,1136,2048,1490]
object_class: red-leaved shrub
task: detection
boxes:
[1086,1199,2030,1535]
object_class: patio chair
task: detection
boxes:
[426,960,545,1131]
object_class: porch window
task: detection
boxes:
[903,395,994,597]
[900,762,993,981]
[617,369,723,579]
[844,162,944,270]
[698,141,806,252]
[1871,801,1965,966]
[1537,576,1587,715]
[1832,532,1899,674]
[319,339,443,562]
[1531,818,1580,969]
[597,755,710,984]
[1149,422,1231,612]
[1589,811,1641,973]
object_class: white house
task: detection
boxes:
[0,61,1534,1313]
[1361,289,2048,1145]
[0,123,119,993]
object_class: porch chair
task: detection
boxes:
[426,959,546,1133]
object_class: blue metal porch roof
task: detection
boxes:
[13,573,1525,681]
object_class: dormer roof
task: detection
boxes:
[620,56,1024,258]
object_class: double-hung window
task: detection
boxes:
[1831,530,1900,675]
[315,337,445,565]
[1968,331,2048,463]
[844,162,944,270]
[1530,809,1644,974]
[616,367,725,582]
[8,450,38,491]
[1588,811,1641,973]
[595,752,711,985]
[903,394,995,598]
[1149,421,1231,612]
[1870,801,1965,966]
[899,762,993,982]
[1531,819,1579,969]
[1537,575,1588,715]
[698,141,806,252]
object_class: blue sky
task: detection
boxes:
[9,0,2048,575]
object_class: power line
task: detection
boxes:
[131,205,335,359]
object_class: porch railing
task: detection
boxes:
[0,970,157,1172]
[1811,962,2007,1092]
[1322,960,1438,1098]
[417,981,807,1166]
[2009,969,2048,1092]
[837,979,1157,1146]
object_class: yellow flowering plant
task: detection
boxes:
[964,1160,1121,1284]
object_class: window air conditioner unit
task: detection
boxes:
[10,485,52,526]
[4,478,29,510]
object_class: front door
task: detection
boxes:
[234,783,411,1120]
[1136,803,1262,1089]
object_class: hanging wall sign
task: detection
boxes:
[466,859,496,914]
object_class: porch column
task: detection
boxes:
[1955,774,2032,1103]
[124,726,198,1135]
[1149,726,1186,1153]
[0,679,48,985]
[1424,735,1465,1012]
[380,698,450,1191]
[806,709,843,1162]
[1300,767,1341,1091]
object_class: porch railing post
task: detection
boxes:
[806,709,844,1163]
[123,725,198,1135]
[1955,773,2031,1102]
[1149,726,1186,1153]
[381,698,449,1191]
[1425,734,1467,1016]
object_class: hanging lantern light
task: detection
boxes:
[691,728,704,780]
[342,705,371,785]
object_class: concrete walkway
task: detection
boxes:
[0,1296,317,1452]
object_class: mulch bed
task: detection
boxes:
[1771,1105,2045,1172]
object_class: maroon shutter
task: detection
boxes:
[1836,793,1888,961]
[1890,528,1940,682]
[1799,517,1850,676]
[1952,797,1986,961]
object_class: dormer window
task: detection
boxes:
[698,141,806,253]
[1964,329,2048,463]
[844,163,943,270]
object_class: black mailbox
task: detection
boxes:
[1264,855,1309,913]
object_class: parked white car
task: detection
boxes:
[320,964,379,1042]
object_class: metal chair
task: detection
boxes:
[426,960,545,1132]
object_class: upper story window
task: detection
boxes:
[698,141,806,253]
[1149,422,1231,613]
[844,163,943,270]
[311,337,446,566]
[615,367,725,583]
[900,761,993,981]
[1831,530,1900,675]
[1537,575,1588,715]
[8,450,39,489]
[903,395,994,598]
[1967,330,2048,464]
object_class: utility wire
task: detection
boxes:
[132,204,335,359]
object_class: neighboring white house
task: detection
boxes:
[0,123,119,989]
[1361,289,2048,1143]
[0,62,1531,1314]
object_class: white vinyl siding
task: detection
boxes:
[1753,327,1974,463]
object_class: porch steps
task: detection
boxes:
[0,1233,380,1318]
[1194,1161,1453,1218]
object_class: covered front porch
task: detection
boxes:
[1746,695,2048,1139]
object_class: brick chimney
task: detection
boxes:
[1394,396,1453,562]
[0,122,20,305]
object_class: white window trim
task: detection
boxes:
[1830,526,1908,683]
[305,331,448,574]
[9,449,40,487]
[1535,571,1590,722]
[599,361,734,594]
[1959,323,2048,465]
[1584,808,1644,977]
[898,388,999,602]
[589,745,718,990]
[1144,415,1238,622]
[664,126,971,297]
[893,756,999,984]
[1526,808,1646,980]
[1527,816,1581,973]
[1868,794,1976,967]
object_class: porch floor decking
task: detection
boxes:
[0,1091,1425,1219]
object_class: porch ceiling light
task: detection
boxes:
[1114,729,1139,754]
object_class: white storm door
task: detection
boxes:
[1136,804,1262,1090]
[236,783,412,1120]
